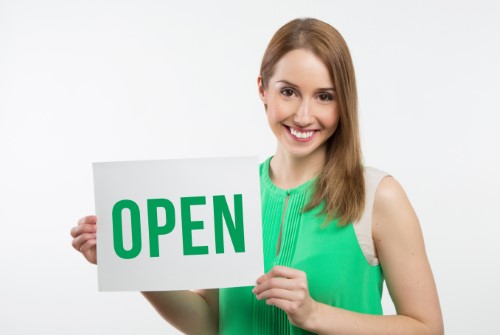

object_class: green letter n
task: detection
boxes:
[213,194,245,254]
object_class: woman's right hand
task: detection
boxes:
[70,215,97,264]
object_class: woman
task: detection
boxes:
[71,18,443,335]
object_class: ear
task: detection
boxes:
[257,76,267,104]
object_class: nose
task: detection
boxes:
[293,101,314,127]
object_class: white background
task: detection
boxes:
[0,0,498,334]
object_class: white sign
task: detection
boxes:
[93,156,263,291]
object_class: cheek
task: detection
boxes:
[317,106,340,128]
[265,105,281,129]
[267,98,296,120]
[266,99,284,122]
[328,112,340,129]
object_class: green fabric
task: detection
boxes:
[219,157,384,334]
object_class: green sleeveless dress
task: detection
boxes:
[219,158,384,334]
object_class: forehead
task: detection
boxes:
[272,49,334,88]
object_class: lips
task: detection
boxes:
[286,126,317,141]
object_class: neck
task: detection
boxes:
[269,146,325,189]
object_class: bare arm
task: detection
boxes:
[253,177,444,334]
[71,215,219,335]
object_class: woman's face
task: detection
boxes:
[259,49,340,161]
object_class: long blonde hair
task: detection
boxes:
[260,18,364,225]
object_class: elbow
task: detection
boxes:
[428,311,444,335]
[430,322,444,335]
[404,313,443,335]
[420,318,444,335]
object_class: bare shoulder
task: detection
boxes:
[374,175,411,211]
[372,175,427,275]
[372,176,419,243]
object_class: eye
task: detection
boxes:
[318,93,334,101]
[280,88,296,97]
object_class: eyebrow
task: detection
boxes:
[276,80,336,92]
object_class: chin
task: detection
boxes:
[283,146,324,160]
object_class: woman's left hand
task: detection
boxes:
[252,266,318,329]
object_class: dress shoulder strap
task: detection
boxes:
[352,167,390,266]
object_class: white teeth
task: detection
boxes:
[290,127,314,139]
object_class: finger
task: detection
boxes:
[253,276,296,295]
[70,222,96,238]
[71,232,96,251]
[72,233,96,251]
[80,238,97,253]
[78,215,97,226]
[256,266,305,284]
[265,297,294,312]
[270,266,305,279]
[256,287,300,301]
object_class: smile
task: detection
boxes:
[287,126,316,141]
